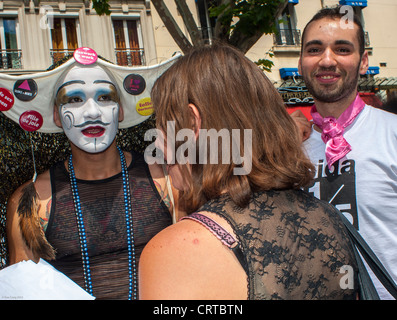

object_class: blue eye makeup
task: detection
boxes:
[56,88,86,107]
[95,85,119,103]
[55,81,119,107]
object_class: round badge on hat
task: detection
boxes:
[123,74,146,95]
[136,97,154,116]
[13,79,38,102]
[74,47,98,65]
[0,87,14,111]
[19,110,43,132]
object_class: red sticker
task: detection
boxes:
[0,88,14,111]
[73,47,98,65]
[19,110,43,131]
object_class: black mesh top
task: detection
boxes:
[45,150,172,299]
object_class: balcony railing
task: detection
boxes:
[50,49,75,65]
[50,49,145,66]
[274,29,301,46]
[0,49,22,70]
[115,48,145,66]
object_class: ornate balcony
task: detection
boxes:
[274,28,301,46]
[50,49,75,65]
[0,49,22,70]
[115,48,145,66]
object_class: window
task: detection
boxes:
[50,17,80,64]
[274,4,301,46]
[112,19,144,66]
[0,17,22,69]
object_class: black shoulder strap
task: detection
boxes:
[337,210,397,299]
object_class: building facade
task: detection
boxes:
[1,1,396,80]
[0,0,192,73]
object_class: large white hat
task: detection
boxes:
[0,47,181,133]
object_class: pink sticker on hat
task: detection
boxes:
[73,47,98,65]
[0,88,14,111]
[19,110,43,131]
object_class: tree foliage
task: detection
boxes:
[208,0,287,53]
[92,0,111,15]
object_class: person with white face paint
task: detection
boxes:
[5,56,182,300]
[54,65,122,154]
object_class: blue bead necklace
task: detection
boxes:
[68,147,137,299]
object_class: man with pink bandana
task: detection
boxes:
[299,6,397,299]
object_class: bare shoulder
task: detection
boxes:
[10,170,52,222]
[139,211,247,299]
[6,170,52,264]
[6,170,50,219]
[139,218,207,269]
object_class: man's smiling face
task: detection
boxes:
[55,65,122,153]
[299,17,368,105]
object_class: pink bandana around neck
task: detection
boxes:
[310,94,365,169]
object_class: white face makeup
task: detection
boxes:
[55,65,121,153]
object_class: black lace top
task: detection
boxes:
[45,150,172,299]
[196,189,359,300]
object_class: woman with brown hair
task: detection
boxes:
[139,43,359,300]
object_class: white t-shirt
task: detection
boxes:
[303,105,397,300]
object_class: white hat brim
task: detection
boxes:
[0,52,181,133]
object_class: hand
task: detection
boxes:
[290,109,312,142]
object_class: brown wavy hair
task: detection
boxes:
[151,43,314,213]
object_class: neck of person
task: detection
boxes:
[68,140,128,181]
[312,90,358,133]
